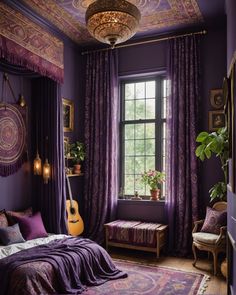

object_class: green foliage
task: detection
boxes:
[195,127,229,201]
[141,170,165,190]
[69,141,85,164]
[209,182,227,202]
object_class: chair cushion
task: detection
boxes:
[200,206,227,235]
[193,232,222,245]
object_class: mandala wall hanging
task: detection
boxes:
[0,103,27,177]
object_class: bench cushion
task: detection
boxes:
[106,220,164,247]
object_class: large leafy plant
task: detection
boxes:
[195,127,229,201]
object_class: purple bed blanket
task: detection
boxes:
[0,237,127,295]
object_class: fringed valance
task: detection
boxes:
[0,3,64,83]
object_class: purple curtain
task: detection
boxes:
[166,35,200,256]
[84,50,118,243]
[32,78,67,234]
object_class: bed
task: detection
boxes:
[0,210,127,295]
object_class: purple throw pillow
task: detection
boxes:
[201,207,227,235]
[14,212,48,240]
[6,207,33,225]
[0,224,25,245]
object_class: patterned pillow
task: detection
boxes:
[201,207,227,235]
[0,223,25,246]
[14,212,48,241]
[6,207,33,225]
[0,211,8,228]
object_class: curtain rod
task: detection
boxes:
[81,29,207,55]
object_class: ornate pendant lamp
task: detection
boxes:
[85,0,141,48]
[33,151,42,175]
[42,136,51,184]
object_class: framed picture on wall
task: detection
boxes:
[210,89,225,109]
[209,110,225,131]
[63,98,74,132]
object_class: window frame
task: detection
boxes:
[119,74,166,200]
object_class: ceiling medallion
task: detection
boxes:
[85,0,141,48]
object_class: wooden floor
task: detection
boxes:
[109,247,227,295]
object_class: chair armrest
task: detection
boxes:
[216,226,227,245]
[192,219,204,233]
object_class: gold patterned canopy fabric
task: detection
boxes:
[0,3,64,83]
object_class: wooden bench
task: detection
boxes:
[104,220,168,258]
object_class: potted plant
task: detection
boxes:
[141,170,165,201]
[69,141,86,174]
[195,127,229,202]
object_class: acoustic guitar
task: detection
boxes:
[66,175,84,236]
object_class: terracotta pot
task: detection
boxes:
[150,189,160,201]
[73,164,81,174]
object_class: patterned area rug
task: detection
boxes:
[85,259,210,295]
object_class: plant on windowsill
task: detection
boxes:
[195,127,229,202]
[141,170,165,201]
[69,141,86,174]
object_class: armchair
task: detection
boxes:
[192,201,227,275]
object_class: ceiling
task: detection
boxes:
[20,0,226,46]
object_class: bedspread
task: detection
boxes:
[0,237,127,295]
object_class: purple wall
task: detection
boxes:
[226,0,236,293]
[0,71,32,210]
[117,27,226,222]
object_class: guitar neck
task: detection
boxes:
[66,175,73,207]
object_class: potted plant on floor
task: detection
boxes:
[69,141,86,174]
[141,170,165,201]
[195,127,229,201]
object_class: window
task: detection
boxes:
[120,76,167,199]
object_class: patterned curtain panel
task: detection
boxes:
[31,78,67,234]
[0,3,64,83]
[166,35,201,256]
[84,50,118,243]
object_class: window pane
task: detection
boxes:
[125,83,134,100]
[125,124,134,139]
[146,156,155,171]
[146,81,155,98]
[125,157,134,174]
[163,79,167,97]
[135,99,145,119]
[125,100,134,120]
[121,77,167,198]
[135,124,144,139]
[125,140,134,155]
[135,156,145,174]
[135,82,145,99]
[135,139,145,155]
[146,123,155,138]
[124,175,134,195]
[146,99,155,119]
[162,97,166,119]
[145,139,155,155]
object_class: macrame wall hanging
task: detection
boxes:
[0,73,28,177]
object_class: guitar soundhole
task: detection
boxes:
[70,207,76,215]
